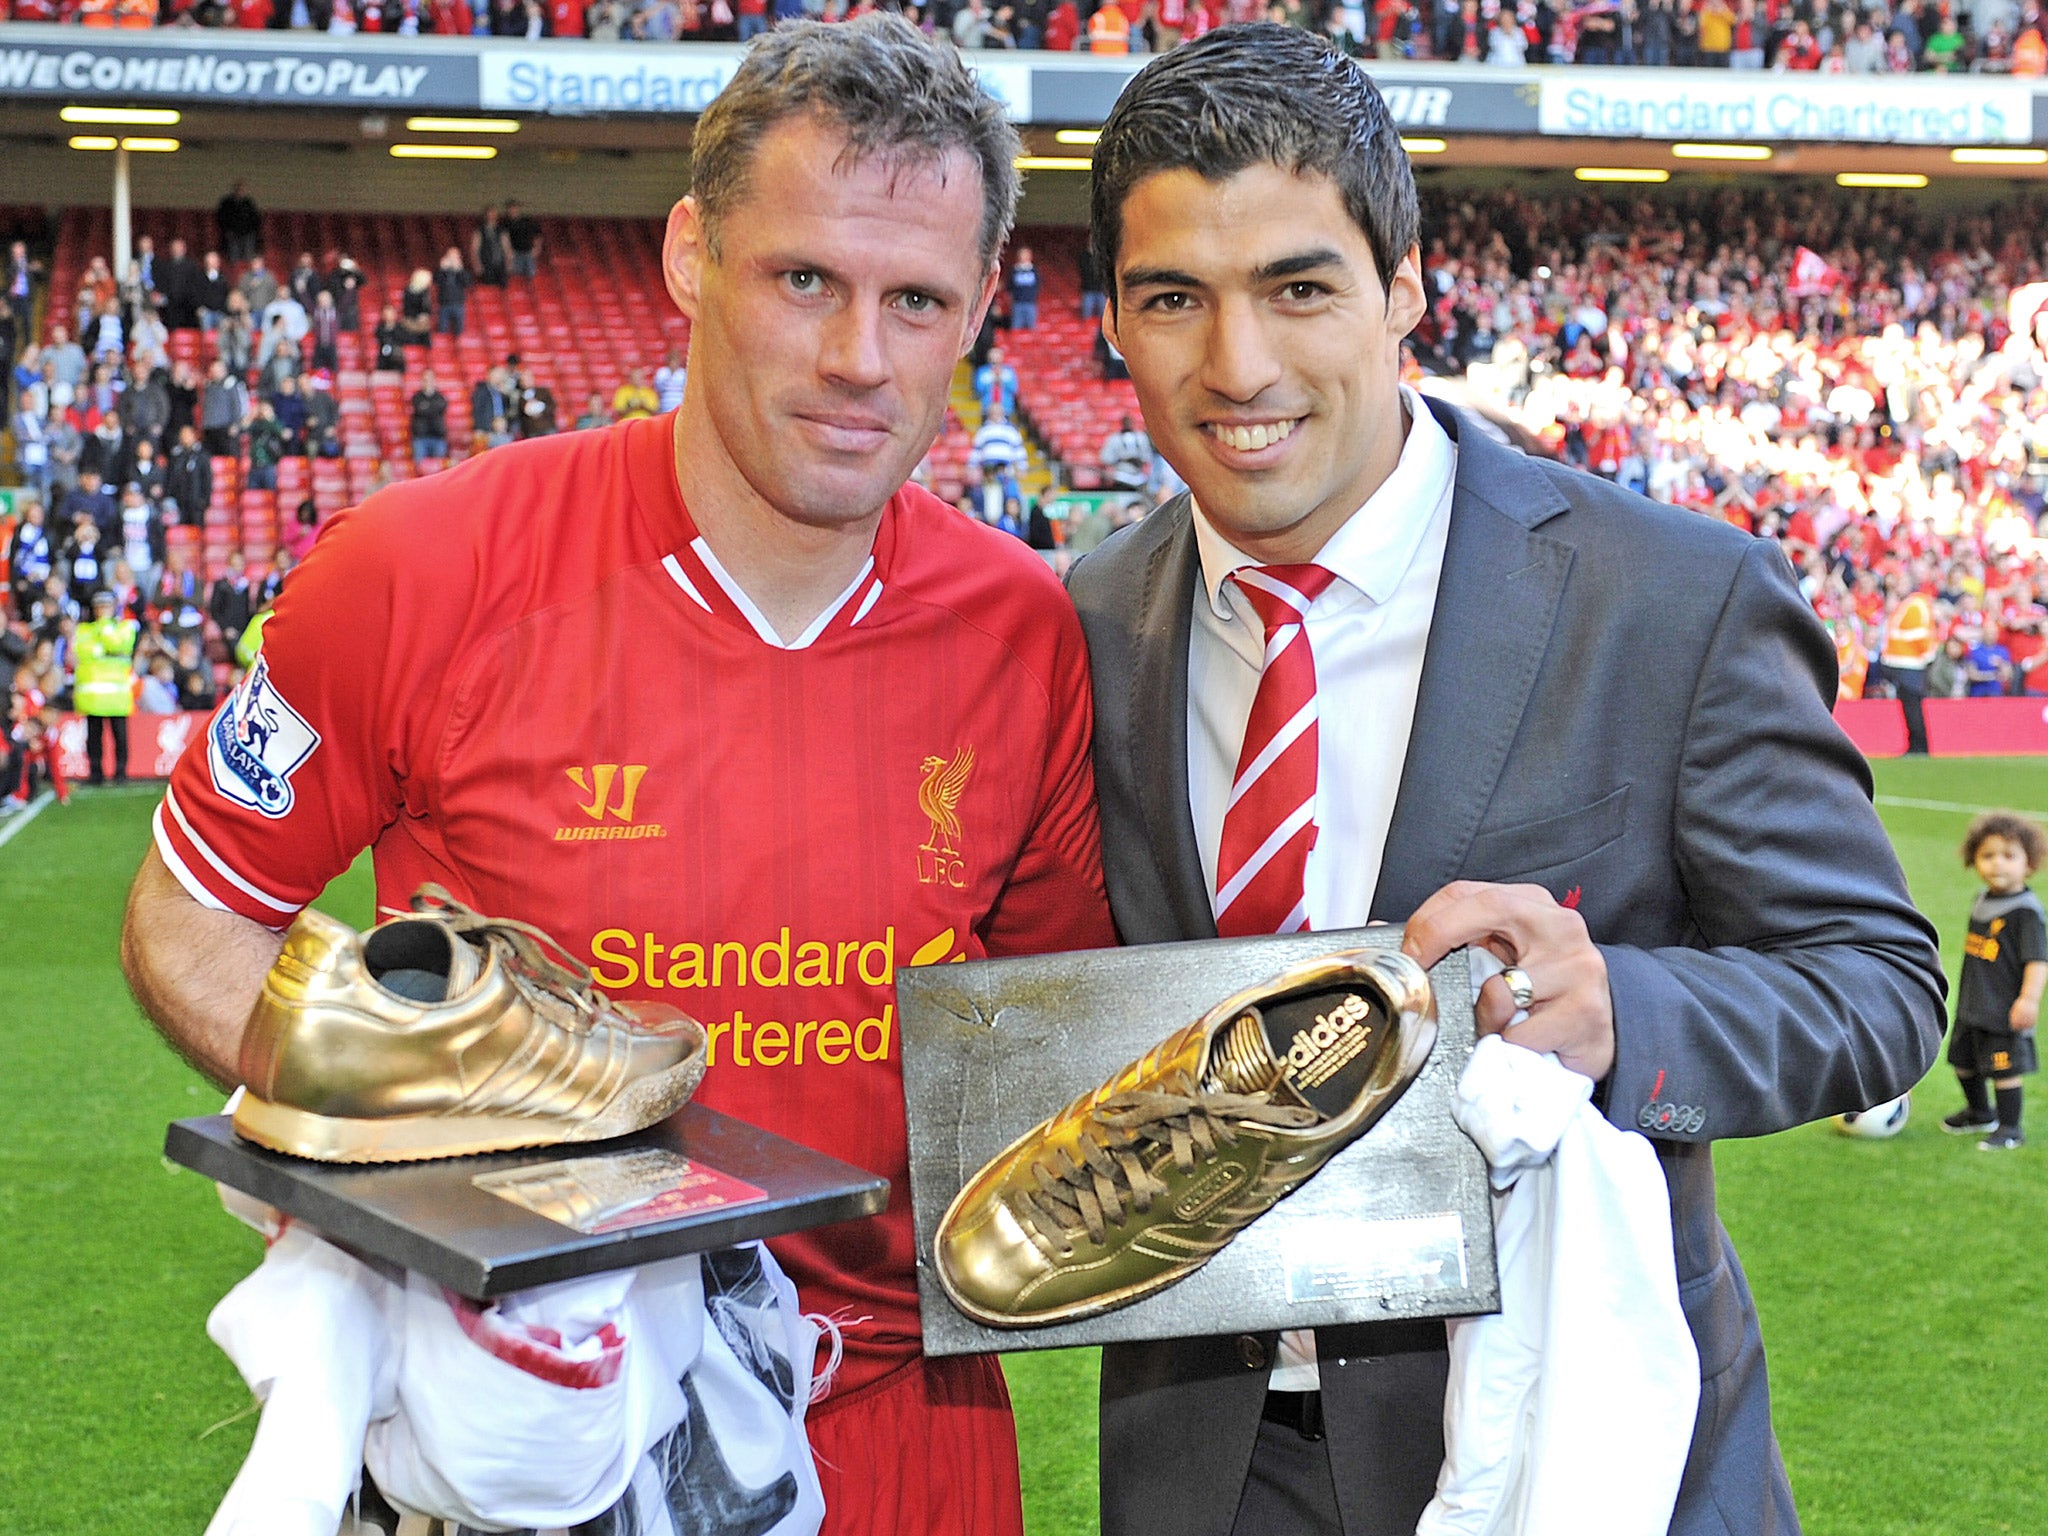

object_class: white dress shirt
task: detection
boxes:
[1187,388,1458,1391]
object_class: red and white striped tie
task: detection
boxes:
[1214,562,1337,938]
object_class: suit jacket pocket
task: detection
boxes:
[1464,784,1630,880]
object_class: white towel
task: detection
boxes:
[366,1258,701,1527]
[1417,1035,1699,1536]
[204,1215,824,1536]
[204,1222,395,1536]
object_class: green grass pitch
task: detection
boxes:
[2,759,2044,1532]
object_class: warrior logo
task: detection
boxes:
[207,655,319,819]
[556,764,667,842]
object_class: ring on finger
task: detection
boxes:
[1499,966,1536,1012]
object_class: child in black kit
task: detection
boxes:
[1947,812,2048,1150]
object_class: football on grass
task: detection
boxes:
[1833,1095,1911,1139]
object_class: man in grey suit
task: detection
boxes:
[1065,26,1945,1536]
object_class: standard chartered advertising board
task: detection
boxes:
[470,53,1546,127]
[0,25,2041,142]
[473,45,1032,115]
[475,43,742,115]
[1538,72,2038,144]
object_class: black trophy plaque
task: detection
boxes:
[166,1102,889,1299]
[899,928,1498,1356]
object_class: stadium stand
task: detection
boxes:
[2,203,1003,747]
[7,174,2048,797]
[1,0,2041,69]
[971,190,2048,704]
[1401,183,2048,697]
[992,229,1146,489]
[30,206,690,576]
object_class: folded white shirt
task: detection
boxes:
[1417,1034,1700,1536]
[204,1210,825,1536]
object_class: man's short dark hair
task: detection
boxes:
[691,14,1020,269]
[1089,23,1418,300]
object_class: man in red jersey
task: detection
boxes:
[121,18,1115,1535]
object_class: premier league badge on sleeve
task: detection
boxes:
[208,656,320,819]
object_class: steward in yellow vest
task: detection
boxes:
[77,590,138,784]
[235,607,273,671]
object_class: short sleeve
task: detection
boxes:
[978,595,1118,961]
[155,499,438,928]
[2016,903,2048,966]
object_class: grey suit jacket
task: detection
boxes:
[1067,399,1945,1536]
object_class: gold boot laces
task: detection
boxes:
[1014,1069,1317,1255]
[409,883,612,1030]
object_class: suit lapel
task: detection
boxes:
[1374,404,1576,921]
[1128,499,1221,941]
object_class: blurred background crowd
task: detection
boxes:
[0,189,646,802]
[1410,183,2048,709]
[4,0,2045,75]
[6,169,2048,801]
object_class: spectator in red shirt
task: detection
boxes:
[2001,605,2048,691]
[1373,0,1402,50]
[1562,331,1605,377]
[1777,17,1821,65]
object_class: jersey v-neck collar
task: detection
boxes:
[664,539,879,650]
[628,410,894,652]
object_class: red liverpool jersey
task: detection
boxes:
[158,414,1116,1395]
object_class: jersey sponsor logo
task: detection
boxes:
[586,926,964,1069]
[917,745,975,889]
[207,655,319,819]
[557,764,667,842]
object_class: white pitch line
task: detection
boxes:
[0,790,55,852]
[1875,794,2048,818]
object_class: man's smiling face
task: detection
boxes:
[665,112,998,533]
[1105,162,1424,564]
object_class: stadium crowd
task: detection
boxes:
[0,191,623,805]
[936,183,2048,716]
[1407,181,2048,705]
[11,173,2048,798]
[4,0,2044,73]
